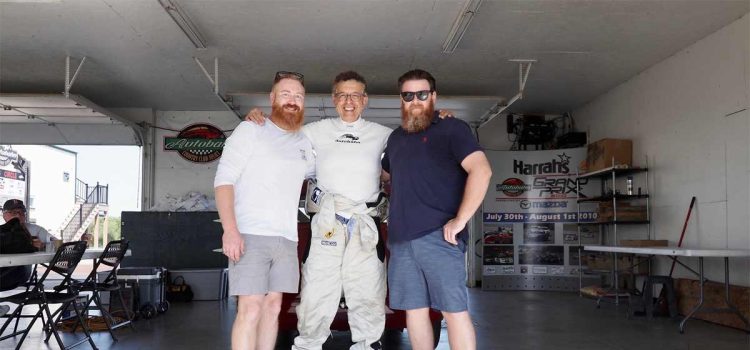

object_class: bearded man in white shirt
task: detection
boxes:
[215,71,315,350]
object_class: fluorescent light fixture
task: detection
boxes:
[442,0,483,53]
[158,0,207,49]
[0,0,62,3]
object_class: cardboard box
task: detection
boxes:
[597,202,647,222]
[676,278,750,330]
[598,211,648,222]
[584,253,648,274]
[619,239,669,247]
[586,138,632,172]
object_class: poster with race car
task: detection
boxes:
[563,223,600,245]
[482,148,598,278]
[483,224,514,244]
[518,245,564,265]
[0,146,27,205]
[523,223,554,244]
[483,246,514,265]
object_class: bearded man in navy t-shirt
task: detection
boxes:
[381,69,492,350]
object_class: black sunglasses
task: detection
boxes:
[274,71,304,84]
[400,90,432,102]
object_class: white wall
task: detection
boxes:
[477,114,514,151]
[572,15,750,286]
[150,111,239,207]
[110,108,154,210]
[1,145,77,237]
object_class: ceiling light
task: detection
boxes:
[0,0,62,3]
[442,0,483,53]
[158,0,207,49]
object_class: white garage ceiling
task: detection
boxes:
[0,0,748,144]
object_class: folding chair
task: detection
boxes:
[73,240,135,341]
[0,241,97,350]
[2,265,39,335]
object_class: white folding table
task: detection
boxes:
[584,245,750,333]
[0,249,132,267]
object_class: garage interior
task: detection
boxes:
[1,0,749,349]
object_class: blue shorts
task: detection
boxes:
[387,229,468,313]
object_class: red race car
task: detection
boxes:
[483,231,513,244]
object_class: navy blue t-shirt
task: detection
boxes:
[381,114,482,242]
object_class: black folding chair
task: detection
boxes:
[6,265,40,334]
[0,241,97,350]
[72,240,135,341]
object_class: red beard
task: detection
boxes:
[270,102,304,131]
[401,100,435,133]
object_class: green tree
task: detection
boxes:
[85,216,122,246]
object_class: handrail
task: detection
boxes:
[62,203,98,241]
[84,183,108,205]
[65,180,109,240]
[75,178,88,201]
[75,179,108,204]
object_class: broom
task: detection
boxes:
[656,196,696,314]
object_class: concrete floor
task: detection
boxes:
[1,288,748,349]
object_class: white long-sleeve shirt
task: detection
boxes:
[214,121,315,241]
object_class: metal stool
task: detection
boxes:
[643,275,678,318]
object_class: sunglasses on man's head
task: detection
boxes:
[400,90,432,102]
[274,71,304,84]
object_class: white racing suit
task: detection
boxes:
[293,185,387,350]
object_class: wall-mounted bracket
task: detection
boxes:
[194,57,241,119]
[478,59,536,128]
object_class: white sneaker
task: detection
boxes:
[0,305,9,317]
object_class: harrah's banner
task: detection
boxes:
[481,148,599,277]
[485,148,597,221]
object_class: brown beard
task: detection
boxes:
[270,102,304,131]
[401,100,435,133]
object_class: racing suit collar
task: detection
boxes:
[335,115,365,130]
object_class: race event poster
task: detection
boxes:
[482,148,599,277]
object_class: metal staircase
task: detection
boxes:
[59,179,109,241]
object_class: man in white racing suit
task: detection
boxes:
[247,71,391,350]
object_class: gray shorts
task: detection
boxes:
[228,234,299,296]
[387,229,468,312]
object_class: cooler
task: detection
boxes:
[116,266,169,319]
